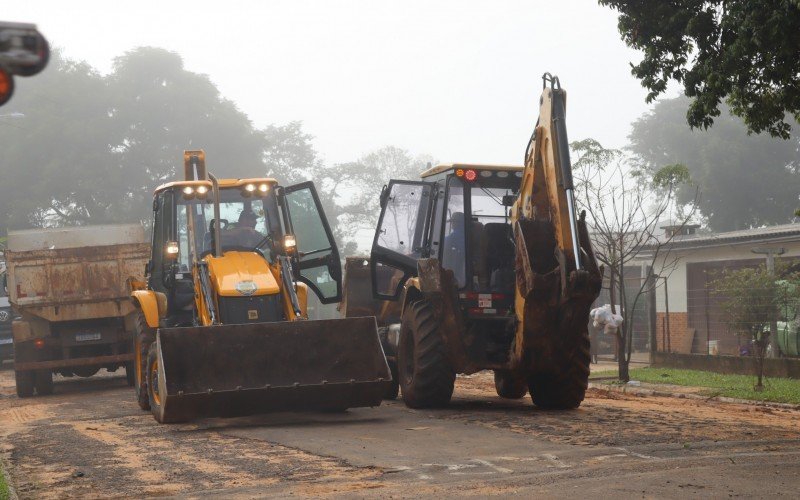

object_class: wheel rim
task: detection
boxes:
[150,355,161,406]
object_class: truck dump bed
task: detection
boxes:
[7,225,148,320]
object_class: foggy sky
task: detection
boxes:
[4,0,673,166]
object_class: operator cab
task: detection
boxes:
[371,163,522,318]
[147,177,342,326]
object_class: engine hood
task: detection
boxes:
[205,251,280,297]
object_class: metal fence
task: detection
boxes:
[666,286,800,358]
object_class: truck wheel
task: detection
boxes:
[384,360,400,400]
[15,370,35,398]
[134,312,155,410]
[125,361,135,387]
[147,343,184,424]
[493,370,527,399]
[398,299,454,408]
[34,370,53,396]
[527,330,590,410]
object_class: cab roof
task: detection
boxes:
[420,163,523,179]
[154,177,279,193]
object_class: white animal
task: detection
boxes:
[590,304,624,335]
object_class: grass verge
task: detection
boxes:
[0,461,9,500]
[593,367,800,405]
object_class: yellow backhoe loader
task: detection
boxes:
[130,151,391,423]
[368,74,602,409]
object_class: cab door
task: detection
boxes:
[283,181,342,304]
[370,180,435,300]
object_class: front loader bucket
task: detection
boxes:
[151,316,391,422]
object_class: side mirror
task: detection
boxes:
[502,194,516,207]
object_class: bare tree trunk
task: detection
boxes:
[609,265,618,363]
[617,330,629,382]
[755,337,766,392]
[617,258,631,382]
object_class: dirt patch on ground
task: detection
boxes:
[2,364,800,498]
[0,366,379,499]
[451,372,800,447]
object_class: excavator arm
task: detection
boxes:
[509,74,602,405]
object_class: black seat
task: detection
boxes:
[484,223,515,292]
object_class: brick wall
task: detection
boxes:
[655,312,691,353]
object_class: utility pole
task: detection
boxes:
[752,246,785,357]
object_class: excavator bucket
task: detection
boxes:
[150,316,391,423]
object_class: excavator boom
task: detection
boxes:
[510,74,602,392]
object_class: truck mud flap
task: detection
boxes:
[152,316,391,422]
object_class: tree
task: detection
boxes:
[317,146,434,255]
[712,264,800,391]
[573,138,696,381]
[600,0,800,138]
[628,97,800,232]
[0,48,271,231]
[0,46,432,259]
[0,48,325,235]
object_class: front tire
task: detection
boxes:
[493,370,527,399]
[528,329,591,410]
[147,343,185,424]
[134,312,155,410]
[398,299,454,409]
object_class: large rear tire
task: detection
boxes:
[528,329,590,410]
[34,370,53,396]
[398,299,454,409]
[493,370,527,399]
[134,312,155,411]
[15,370,34,398]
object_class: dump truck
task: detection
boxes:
[368,74,602,409]
[7,224,149,397]
[130,150,390,423]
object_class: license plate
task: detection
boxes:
[75,332,101,342]
[478,297,492,308]
[0,338,11,345]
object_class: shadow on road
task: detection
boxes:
[188,412,389,432]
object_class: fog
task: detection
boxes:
[4,0,660,165]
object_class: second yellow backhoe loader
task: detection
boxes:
[368,74,602,409]
[130,151,391,423]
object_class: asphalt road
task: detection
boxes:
[1,362,799,498]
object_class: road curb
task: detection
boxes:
[588,382,800,410]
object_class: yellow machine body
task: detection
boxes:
[132,150,391,423]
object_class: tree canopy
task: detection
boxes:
[628,96,800,232]
[600,0,800,139]
[0,47,427,255]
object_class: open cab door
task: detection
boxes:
[370,180,435,300]
[283,182,342,304]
